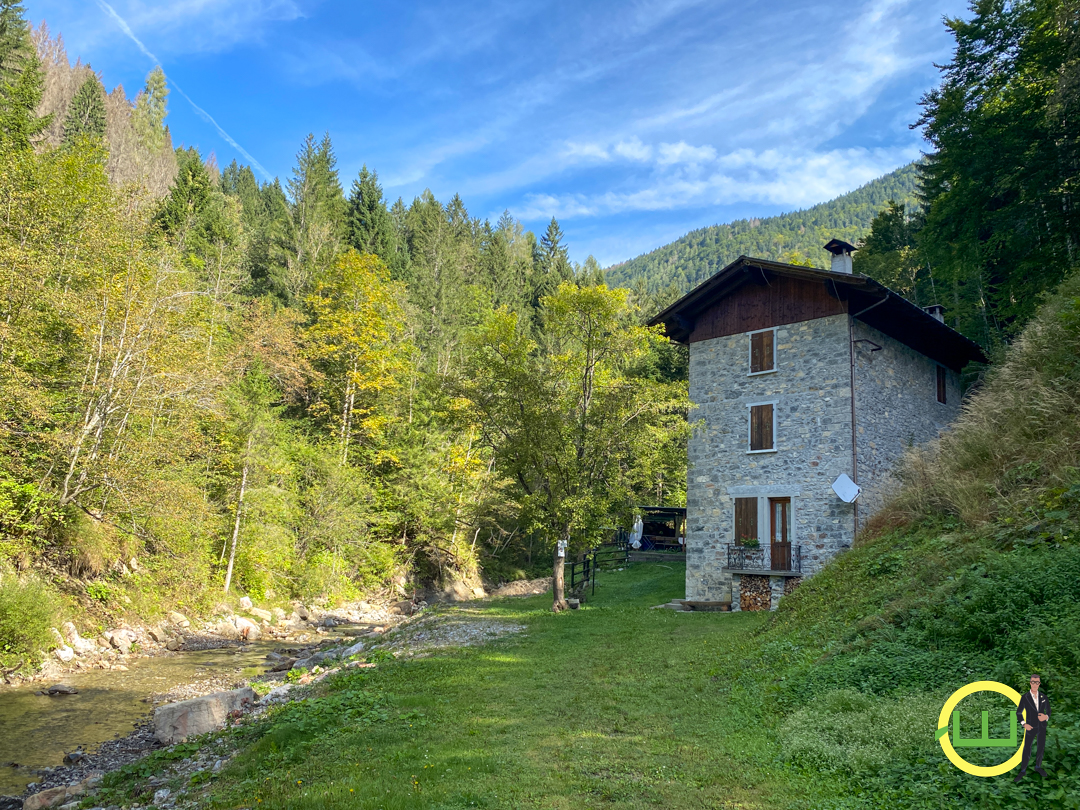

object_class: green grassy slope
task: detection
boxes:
[605,163,919,295]
[749,271,1080,808]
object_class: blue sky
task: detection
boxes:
[27,0,968,267]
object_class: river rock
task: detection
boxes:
[167,611,190,628]
[147,626,168,643]
[248,607,272,622]
[108,632,132,654]
[271,607,287,621]
[320,616,337,627]
[47,683,78,695]
[233,616,260,641]
[296,604,310,620]
[22,786,67,810]
[165,638,182,652]
[59,622,97,655]
[261,683,295,704]
[215,620,241,640]
[239,596,253,610]
[153,687,258,744]
[53,645,74,663]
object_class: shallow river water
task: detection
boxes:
[0,642,283,795]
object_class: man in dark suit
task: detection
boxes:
[1015,674,1050,781]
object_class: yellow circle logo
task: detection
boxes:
[936,681,1024,776]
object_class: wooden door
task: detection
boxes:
[769,497,791,571]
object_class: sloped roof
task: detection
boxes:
[648,255,986,371]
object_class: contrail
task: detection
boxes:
[94,0,273,181]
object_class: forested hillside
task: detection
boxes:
[604,162,919,297]
[0,3,685,671]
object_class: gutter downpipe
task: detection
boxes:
[847,293,890,539]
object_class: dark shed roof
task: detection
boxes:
[648,255,986,371]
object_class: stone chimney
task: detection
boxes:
[924,304,945,323]
[823,238,856,274]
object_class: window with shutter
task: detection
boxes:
[749,329,775,374]
[749,403,775,451]
[734,497,757,545]
[936,366,947,404]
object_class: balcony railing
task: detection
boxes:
[725,543,801,574]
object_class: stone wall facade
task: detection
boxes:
[686,312,960,610]
[852,321,962,521]
[686,313,857,605]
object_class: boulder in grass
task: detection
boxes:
[248,607,272,622]
[153,687,258,744]
[239,596,253,610]
[167,611,190,628]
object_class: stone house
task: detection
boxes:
[649,242,985,610]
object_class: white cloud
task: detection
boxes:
[657,141,716,165]
[512,145,919,221]
[613,138,652,161]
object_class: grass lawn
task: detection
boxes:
[203,563,843,809]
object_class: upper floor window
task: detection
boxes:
[748,402,775,452]
[749,328,776,374]
[936,366,947,404]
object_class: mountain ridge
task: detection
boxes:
[605,162,920,295]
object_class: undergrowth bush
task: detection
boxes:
[0,574,61,671]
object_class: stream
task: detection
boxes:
[0,640,292,796]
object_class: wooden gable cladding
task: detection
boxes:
[688,273,847,342]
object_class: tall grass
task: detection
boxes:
[883,271,1080,529]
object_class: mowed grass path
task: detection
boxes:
[210,564,840,809]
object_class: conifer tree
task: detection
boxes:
[529,217,573,306]
[62,74,107,145]
[0,0,49,149]
[346,165,393,256]
[274,133,346,302]
[132,66,169,151]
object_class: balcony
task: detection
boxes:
[723,543,801,576]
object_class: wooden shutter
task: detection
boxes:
[936,366,947,404]
[750,403,774,451]
[749,331,775,373]
[734,497,757,545]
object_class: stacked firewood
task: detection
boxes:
[783,577,803,597]
[739,575,771,611]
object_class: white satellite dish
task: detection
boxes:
[832,474,862,503]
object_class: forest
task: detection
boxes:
[0,3,687,668]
